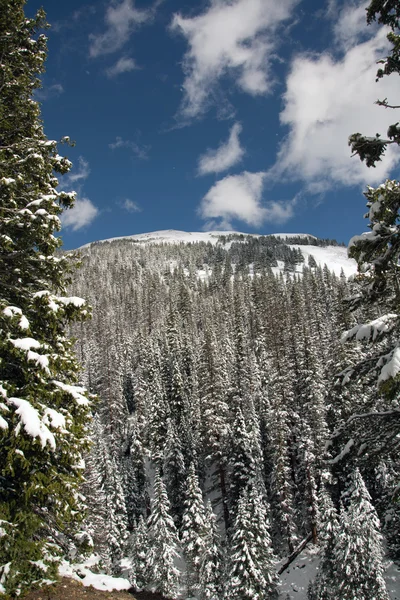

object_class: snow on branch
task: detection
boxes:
[52,381,90,406]
[341,313,398,343]
[7,397,56,450]
[377,345,400,383]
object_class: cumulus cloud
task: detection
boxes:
[197,123,245,175]
[89,0,152,58]
[199,172,266,228]
[119,199,142,212]
[106,56,137,77]
[61,198,99,231]
[270,19,400,190]
[171,0,298,119]
[199,171,296,228]
[109,136,150,160]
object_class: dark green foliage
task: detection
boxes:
[0,1,91,594]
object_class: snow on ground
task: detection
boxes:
[279,547,320,599]
[59,558,131,592]
[60,549,399,599]
[79,229,239,249]
[79,230,358,279]
[279,547,400,600]
[289,244,357,277]
[79,229,316,249]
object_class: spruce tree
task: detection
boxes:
[129,516,150,591]
[199,502,223,600]
[224,484,278,600]
[331,470,389,600]
[181,462,208,597]
[0,1,91,594]
[146,470,181,598]
[340,0,400,457]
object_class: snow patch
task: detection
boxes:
[59,560,131,592]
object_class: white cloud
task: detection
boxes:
[197,123,245,175]
[109,136,150,159]
[61,198,99,231]
[89,0,151,58]
[199,171,295,228]
[200,172,266,228]
[65,157,91,184]
[120,199,141,212]
[35,83,64,101]
[171,0,298,119]
[333,1,370,50]
[106,56,137,77]
[271,20,400,190]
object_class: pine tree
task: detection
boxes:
[308,479,339,600]
[146,470,181,598]
[330,470,389,600]
[181,462,208,597]
[224,484,278,600]
[84,416,129,573]
[340,0,400,457]
[129,516,150,591]
[227,405,257,512]
[0,2,91,594]
[163,418,186,527]
[199,502,223,600]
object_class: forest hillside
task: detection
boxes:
[64,230,399,599]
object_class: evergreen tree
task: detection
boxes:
[0,2,91,594]
[84,416,129,574]
[181,462,208,597]
[227,405,258,513]
[146,470,181,598]
[163,418,186,527]
[330,470,389,600]
[340,0,400,457]
[129,516,150,591]
[199,502,224,600]
[224,484,278,600]
[308,479,339,600]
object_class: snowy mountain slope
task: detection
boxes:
[81,229,317,247]
[79,230,357,278]
[288,244,357,277]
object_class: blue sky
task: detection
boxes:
[27,0,399,249]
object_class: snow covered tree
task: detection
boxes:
[308,479,339,600]
[129,516,150,591]
[83,416,129,573]
[227,405,258,513]
[163,418,186,527]
[181,462,208,596]
[199,502,223,600]
[224,484,278,600]
[146,470,181,598]
[0,2,91,594]
[340,0,400,459]
[329,470,389,600]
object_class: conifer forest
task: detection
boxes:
[1,0,400,599]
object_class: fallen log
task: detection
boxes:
[278,532,313,575]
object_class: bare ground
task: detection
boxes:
[24,578,174,600]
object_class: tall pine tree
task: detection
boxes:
[0,1,91,594]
